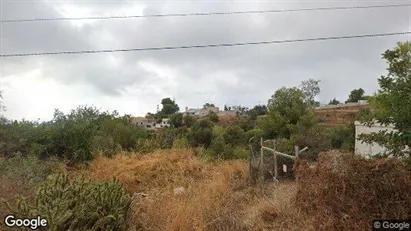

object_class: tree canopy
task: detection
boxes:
[264,87,315,139]
[345,88,366,103]
[299,79,321,106]
[328,98,341,105]
[160,98,180,116]
[203,103,215,108]
[359,41,411,156]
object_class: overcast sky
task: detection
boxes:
[1,0,410,121]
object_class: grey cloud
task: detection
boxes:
[1,0,410,115]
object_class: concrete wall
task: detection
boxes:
[354,121,396,156]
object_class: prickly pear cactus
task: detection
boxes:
[2,173,132,231]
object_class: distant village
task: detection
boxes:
[131,100,371,131]
[131,105,239,130]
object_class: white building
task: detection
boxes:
[354,121,396,156]
[131,117,170,130]
[155,118,171,129]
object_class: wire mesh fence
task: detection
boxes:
[249,137,307,186]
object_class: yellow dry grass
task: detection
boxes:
[81,149,311,231]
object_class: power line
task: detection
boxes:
[1,31,410,58]
[1,3,410,23]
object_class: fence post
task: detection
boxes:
[260,137,264,186]
[273,140,278,180]
[295,146,299,158]
[248,145,252,181]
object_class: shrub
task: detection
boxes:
[223,125,246,146]
[0,153,60,185]
[188,119,214,147]
[328,125,355,151]
[207,111,219,123]
[2,173,132,231]
[172,137,190,149]
[210,136,226,158]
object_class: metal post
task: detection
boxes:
[273,140,278,180]
[295,146,299,158]
[260,137,264,186]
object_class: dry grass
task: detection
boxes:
[82,149,307,231]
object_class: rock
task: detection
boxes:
[174,187,185,195]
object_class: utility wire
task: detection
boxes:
[1,31,410,58]
[1,3,410,23]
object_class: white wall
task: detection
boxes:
[354,121,396,156]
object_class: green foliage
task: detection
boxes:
[169,113,183,128]
[359,41,411,156]
[203,103,215,108]
[212,126,226,137]
[328,98,341,105]
[0,153,60,186]
[183,115,196,128]
[293,125,331,160]
[172,137,190,149]
[210,136,226,158]
[232,116,253,131]
[188,119,214,147]
[328,125,355,151]
[0,106,150,164]
[208,111,219,123]
[345,88,366,103]
[264,87,315,139]
[248,105,268,120]
[299,78,321,106]
[160,98,180,117]
[223,125,246,146]
[2,173,131,231]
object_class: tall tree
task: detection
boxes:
[345,88,366,103]
[329,98,341,105]
[265,87,316,139]
[160,98,180,117]
[299,79,321,106]
[359,41,411,157]
[248,105,268,120]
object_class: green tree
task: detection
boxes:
[328,98,341,105]
[248,105,267,120]
[264,87,316,139]
[203,103,215,108]
[345,88,366,103]
[183,114,196,128]
[299,79,321,106]
[169,113,183,127]
[160,98,179,117]
[188,119,214,147]
[223,125,246,146]
[359,41,411,156]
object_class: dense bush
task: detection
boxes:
[188,119,214,147]
[0,106,150,164]
[2,173,132,230]
[327,125,355,151]
[223,125,246,146]
[0,153,60,186]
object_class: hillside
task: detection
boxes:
[315,103,369,126]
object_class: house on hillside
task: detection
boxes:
[131,117,170,130]
[184,106,220,117]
